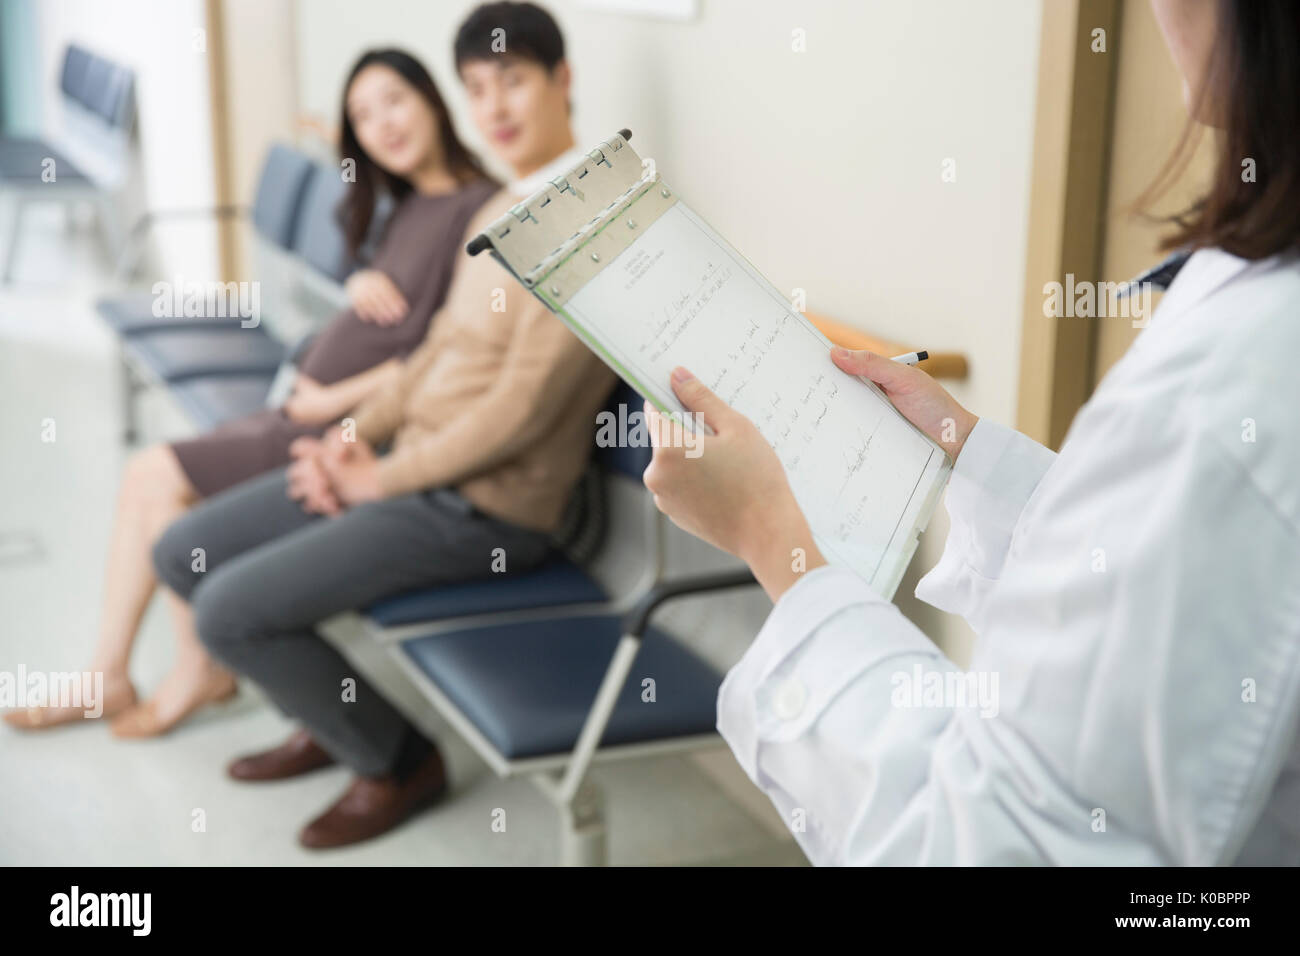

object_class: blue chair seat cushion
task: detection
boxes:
[365,552,607,628]
[168,376,275,430]
[0,138,89,182]
[0,136,55,158]
[97,293,247,334]
[401,616,723,759]
[123,327,285,381]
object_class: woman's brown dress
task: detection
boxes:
[170,177,497,497]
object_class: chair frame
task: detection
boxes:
[343,472,761,865]
[95,137,764,861]
[2,48,136,285]
[0,181,121,284]
[108,192,336,442]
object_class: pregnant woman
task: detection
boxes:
[6,48,496,737]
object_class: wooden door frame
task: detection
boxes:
[204,0,237,280]
[1016,0,1121,449]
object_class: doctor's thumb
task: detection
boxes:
[670,367,729,429]
[831,346,918,391]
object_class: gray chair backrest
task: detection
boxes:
[80,57,111,112]
[594,381,652,479]
[59,45,134,130]
[93,64,135,128]
[290,165,355,281]
[59,46,91,99]
[551,381,647,566]
[251,144,316,250]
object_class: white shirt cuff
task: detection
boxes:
[915,419,1056,617]
[718,563,937,780]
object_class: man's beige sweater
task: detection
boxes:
[351,188,618,533]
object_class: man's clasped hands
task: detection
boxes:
[286,428,384,516]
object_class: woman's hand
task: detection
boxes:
[345,268,409,325]
[283,375,345,427]
[643,367,827,602]
[830,347,978,460]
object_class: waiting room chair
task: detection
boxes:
[100,145,351,437]
[330,381,760,865]
[1,44,136,283]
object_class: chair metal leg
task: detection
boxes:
[121,355,141,445]
[529,632,643,866]
[2,194,27,284]
[94,192,125,275]
[533,773,609,866]
[559,779,607,867]
[559,634,641,804]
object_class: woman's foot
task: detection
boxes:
[3,672,138,730]
[110,663,238,739]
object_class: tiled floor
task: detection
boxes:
[0,209,805,866]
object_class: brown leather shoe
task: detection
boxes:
[298,747,448,849]
[227,729,336,782]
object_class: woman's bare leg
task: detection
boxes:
[5,445,202,730]
[110,592,237,737]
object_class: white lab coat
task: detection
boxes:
[718,247,1300,865]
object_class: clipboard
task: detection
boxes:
[468,130,951,598]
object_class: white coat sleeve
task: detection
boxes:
[716,560,1167,864]
[912,418,1056,632]
[717,412,1300,865]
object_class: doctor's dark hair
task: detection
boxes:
[336,48,488,257]
[453,2,566,73]
[1138,0,1300,260]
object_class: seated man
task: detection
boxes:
[151,1,616,848]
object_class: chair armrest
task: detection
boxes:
[805,310,969,380]
[622,568,759,637]
[114,204,248,280]
[293,264,352,318]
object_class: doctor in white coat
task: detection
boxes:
[642,0,1300,865]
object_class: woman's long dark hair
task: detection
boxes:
[337,48,489,256]
[1138,0,1300,260]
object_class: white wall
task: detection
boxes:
[293,0,1043,664]
[35,0,218,279]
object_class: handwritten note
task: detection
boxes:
[563,202,948,596]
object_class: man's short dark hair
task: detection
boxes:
[454,2,566,73]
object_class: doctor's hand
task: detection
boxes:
[830,346,978,461]
[643,367,827,603]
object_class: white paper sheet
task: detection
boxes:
[560,201,949,596]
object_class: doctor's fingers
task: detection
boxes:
[831,346,929,394]
[668,368,733,432]
[644,400,691,451]
[642,435,693,500]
